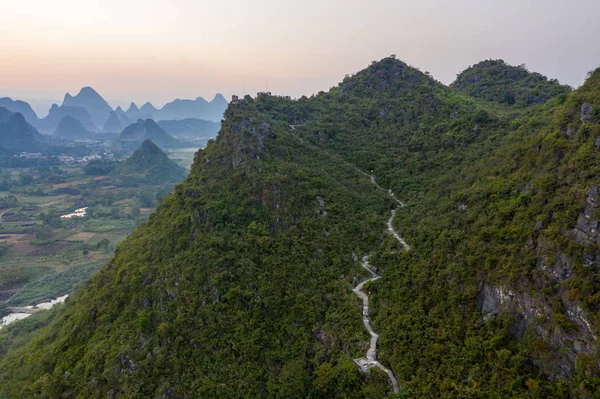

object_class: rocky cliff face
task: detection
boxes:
[572,186,600,245]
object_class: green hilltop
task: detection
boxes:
[0,58,599,398]
[113,139,187,185]
[451,59,572,106]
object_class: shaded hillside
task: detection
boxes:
[0,58,599,398]
[114,139,187,185]
[451,59,571,106]
[54,116,93,139]
[0,110,45,152]
[118,119,180,148]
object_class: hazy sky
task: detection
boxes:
[1,0,599,115]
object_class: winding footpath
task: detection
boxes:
[352,174,409,394]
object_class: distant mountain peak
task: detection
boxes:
[118,118,179,148]
[63,86,112,127]
[80,86,97,93]
[125,95,228,123]
[211,93,227,103]
[114,138,186,184]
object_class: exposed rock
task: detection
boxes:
[479,283,515,323]
[479,281,598,377]
[565,127,576,138]
[536,239,572,281]
[458,203,467,211]
[583,252,600,270]
[571,186,600,245]
[316,196,327,216]
[595,136,600,150]
[581,103,593,123]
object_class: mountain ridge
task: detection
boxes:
[126,94,228,122]
[0,58,598,398]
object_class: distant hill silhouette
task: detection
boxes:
[139,102,158,119]
[126,94,227,123]
[125,102,141,120]
[118,119,180,148]
[54,116,93,139]
[103,111,124,133]
[37,104,96,133]
[0,107,14,123]
[0,109,45,151]
[157,118,220,139]
[0,98,39,125]
[114,139,186,185]
[114,106,132,126]
[63,87,113,128]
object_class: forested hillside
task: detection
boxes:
[0,57,598,398]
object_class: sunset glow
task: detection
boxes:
[1,0,599,112]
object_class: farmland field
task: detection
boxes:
[0,156,195,309]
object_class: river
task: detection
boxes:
[0,294,69,330]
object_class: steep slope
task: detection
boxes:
[114,139,187,185]
[63,87,113,128]
[118,119,180,148]
[0,99,397,398]
[0,98,38,125]
[53,116,93,139]
[0,58,599,398]
[157,118,220,139]
[451,59,571,106]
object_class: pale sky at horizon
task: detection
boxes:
[1,0,599,116]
